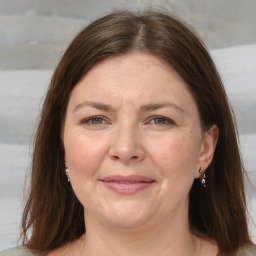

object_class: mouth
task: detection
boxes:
[100,175,155,195]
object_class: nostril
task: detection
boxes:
[111,155,138,160]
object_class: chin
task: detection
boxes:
[99,201,156,229]
[106,214,151,229]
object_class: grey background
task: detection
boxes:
[1,0,256,70]
[0,0,255,250]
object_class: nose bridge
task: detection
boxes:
[109,118,144,162]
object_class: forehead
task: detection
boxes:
[85,53,183,84]
[68,53,198,114]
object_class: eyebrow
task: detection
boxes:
[140,102,185,113]
[72,101,185,113]
[72,101,114,112]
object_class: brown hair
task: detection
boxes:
[22,10,251,254]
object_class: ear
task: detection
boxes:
[195,125,219,178]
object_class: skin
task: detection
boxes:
[53,53,219,256]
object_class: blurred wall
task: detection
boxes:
[0,0,256,70]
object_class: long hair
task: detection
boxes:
[22,10,251,254]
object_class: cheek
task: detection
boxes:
[64,132,109,205]
[155,135,197,165]
[151,134,199,184]
[64,131,108,177]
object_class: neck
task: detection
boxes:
[80,208,197,256]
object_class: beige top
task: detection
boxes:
[236,244,256,256]
[1,244,256,255]
[0,246,44,256]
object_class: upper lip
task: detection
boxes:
[100,175,155,183]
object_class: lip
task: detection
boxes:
[100,175,155,195]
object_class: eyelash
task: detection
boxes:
[81,116,108,126]
[80,115,175,127]
[148,116,175,126]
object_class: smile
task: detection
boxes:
[100,175,155,195]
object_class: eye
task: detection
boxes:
[81,116,108,126]
[148,116,175,126]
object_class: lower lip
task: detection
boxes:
[101,181,154,195]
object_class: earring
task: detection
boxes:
[65,168,70,183]
[199,167,206,187]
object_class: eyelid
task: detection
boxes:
[147,115,175,125]
[79,115,175,127]
[80,115,111,125]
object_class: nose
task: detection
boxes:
[109,124,145,163]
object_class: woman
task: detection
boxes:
[1,10,255,256]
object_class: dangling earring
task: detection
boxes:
[199,167,206,187]
[65,168,70,183]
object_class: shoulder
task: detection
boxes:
[0,246,40,256]
[236,243,256,256]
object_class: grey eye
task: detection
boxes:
[150,117,173,125]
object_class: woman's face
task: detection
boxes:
[63,53,216,229]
